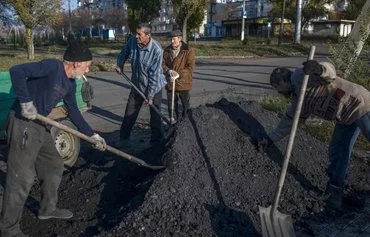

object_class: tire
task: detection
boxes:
[50,120,80,167]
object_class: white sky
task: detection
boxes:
[62,0,77,11]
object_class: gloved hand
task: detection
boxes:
[20,101,37,120]
[169,70,179,82]
[303,60,323,75]
[91,133,107,151]
[257,136,273,152]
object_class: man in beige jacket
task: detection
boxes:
[259,60,370,209]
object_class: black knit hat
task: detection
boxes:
[63,41,92,62]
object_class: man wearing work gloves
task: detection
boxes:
[115,23,166,145]
[0,41,106,237]
[162,30,195,122]
[258,60,370,210]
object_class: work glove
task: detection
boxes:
[91,133,107,151]
[20,101,38,120]
[303,60,323,75]
[169,70,179,82]
[257,136,273,152]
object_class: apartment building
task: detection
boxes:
[151,0,176,35]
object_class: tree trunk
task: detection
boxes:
[343,0,370,79]
[182,14,190,43]
[25,27,34,60]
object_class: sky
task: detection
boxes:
[62,0,78,11]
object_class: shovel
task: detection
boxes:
[169,70,180,124]
[36,114,165,170]
[259,45,316,237]
[120,72,171,125]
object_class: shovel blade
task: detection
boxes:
[259,205,296,237]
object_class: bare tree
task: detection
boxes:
[172,0,209,41]
[342,0,370,79]
[126,0,161,33]
[329,0,370,82]
[102,8,127,39]
[5,0,63,59]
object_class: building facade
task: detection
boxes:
[151,0,176,35]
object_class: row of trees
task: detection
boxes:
[268,0,367,29]
[0,0,368,60]
[125,0,209,41]
[0,0,210,59]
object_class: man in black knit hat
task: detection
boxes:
[0,41,107,237]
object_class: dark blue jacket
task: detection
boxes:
[10,59,94,136]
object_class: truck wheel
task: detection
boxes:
[51,120,80,167]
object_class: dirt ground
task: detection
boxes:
[1,99,370,237]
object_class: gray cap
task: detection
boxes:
[170,30,182,37]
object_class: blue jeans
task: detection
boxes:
[328,111,370,188]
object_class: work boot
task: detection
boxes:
[324,184,343,210]
[38,208,73,220]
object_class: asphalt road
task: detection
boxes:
[84,54,328,134]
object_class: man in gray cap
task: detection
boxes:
[162,29,195,122]
[0,41,107,237]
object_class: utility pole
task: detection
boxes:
[295,0,302,43]
[89,4,92,38]
[278,0,287,45]
[241,0,246,41]
[68,0,74,39]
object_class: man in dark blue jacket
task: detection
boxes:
[0,41,106,237]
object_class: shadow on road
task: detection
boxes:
[194,71,271,89]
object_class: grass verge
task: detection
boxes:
[260,95,370,150]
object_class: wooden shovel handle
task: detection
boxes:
[36,114,165,170]
[271,46,316,215]
[120,72,171,125]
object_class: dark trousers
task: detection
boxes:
[120,89,163,142]
[167,90,190,120]
[0,112,64,237]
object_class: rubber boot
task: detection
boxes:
[325,183,343,209]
